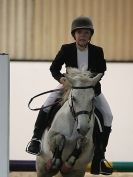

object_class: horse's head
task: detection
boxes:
[64,67,103,136]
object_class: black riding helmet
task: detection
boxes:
[71,16,94,37]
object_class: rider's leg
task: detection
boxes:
[26,85,63,155]
[91,93,113,175]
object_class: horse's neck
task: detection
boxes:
[49,100,76,137]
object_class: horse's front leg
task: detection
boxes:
[46,132,66,172]
[60,137,85,174]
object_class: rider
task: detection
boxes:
[26,16,113,175]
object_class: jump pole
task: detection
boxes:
[0,54,10,177]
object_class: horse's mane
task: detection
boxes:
[61,80,71,105]
[60,67,96,105]
[66,67,95,80]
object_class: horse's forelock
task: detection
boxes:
[61,68,95,104]
[66,67,81,75]
[66,67,93,78]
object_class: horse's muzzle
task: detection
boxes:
[76,115,90,136]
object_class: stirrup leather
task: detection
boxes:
[26,138,42,155]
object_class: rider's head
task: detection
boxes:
[71,16,94,49]
[71,16,94,39]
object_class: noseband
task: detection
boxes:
[69,85,94,119]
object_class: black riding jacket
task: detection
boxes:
[50,42,106,95]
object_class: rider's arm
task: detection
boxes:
[89,46,106,81]
[91,46,106,96]
[50,45,66,82]
[93,47,106,74]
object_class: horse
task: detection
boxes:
[36,67,103,177]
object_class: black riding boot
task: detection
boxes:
[26,109,48,155]
[91,126,113,175]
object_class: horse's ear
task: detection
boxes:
[92,73,103,86]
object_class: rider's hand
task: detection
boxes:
[60,77,71,91]
[60,77,67,85]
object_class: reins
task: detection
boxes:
[28,86,94,111]
[28,88,62,111]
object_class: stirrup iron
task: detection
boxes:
[26,138,42,155]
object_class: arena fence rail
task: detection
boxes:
[10,160,133,172]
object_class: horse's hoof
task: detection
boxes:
[45,158,62,172]
[60,162,73,174]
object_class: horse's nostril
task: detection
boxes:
[77,128,80,133]
[77,128,86,136]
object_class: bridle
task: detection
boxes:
[68,85,94,120]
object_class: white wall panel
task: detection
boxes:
[10,62,133,161]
